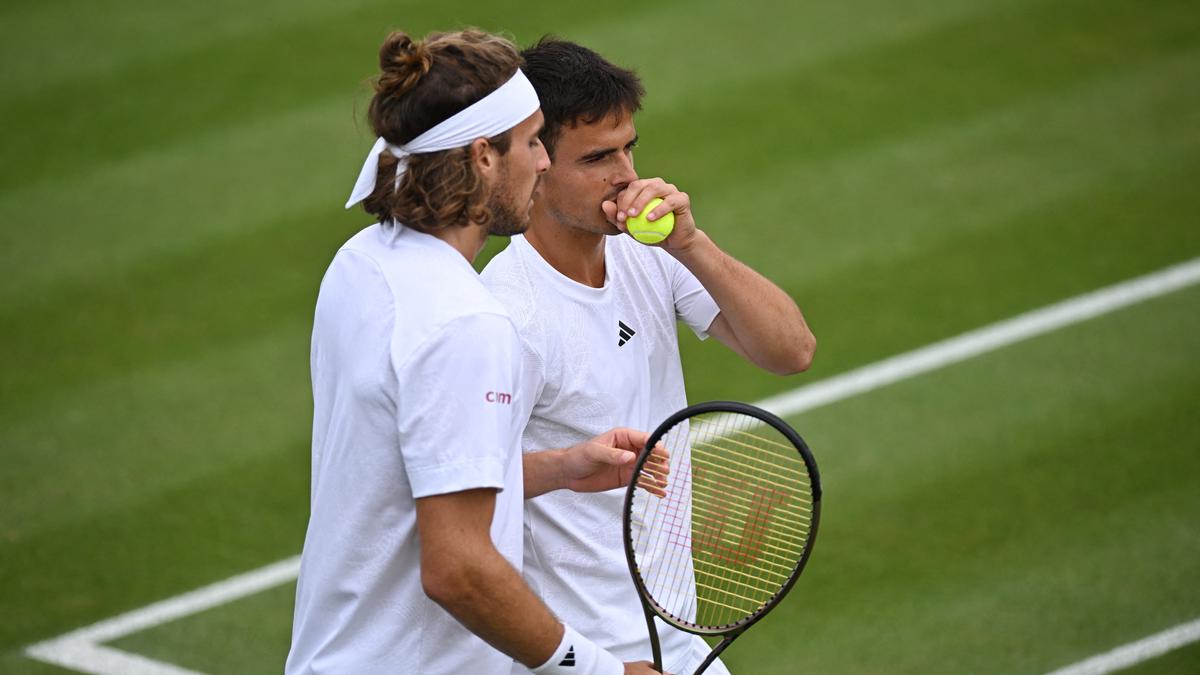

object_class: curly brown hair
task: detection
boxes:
[360,30,522,233]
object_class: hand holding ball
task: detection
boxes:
[626,198,674,245]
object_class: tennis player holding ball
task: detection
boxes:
[287,29,664,675]
[482,39,816,674]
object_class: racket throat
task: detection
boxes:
[642,603,664,672]
[694,632,739,675]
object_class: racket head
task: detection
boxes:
[623,401,821,637]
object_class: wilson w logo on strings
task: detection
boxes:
[689,467,791,566]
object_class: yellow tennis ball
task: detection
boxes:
[626,198,675,245]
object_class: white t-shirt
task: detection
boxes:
[287,223,526,675]
[481,234,729,675]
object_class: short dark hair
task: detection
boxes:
[520,37,644,158]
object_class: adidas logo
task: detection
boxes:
[618,321,636,347]
[559,645,576,667]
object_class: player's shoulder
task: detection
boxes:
[479,235,526,287]
[318,228,392,306]
[332,222,511,322]
[393,281,518,373]
[480,236,539,325]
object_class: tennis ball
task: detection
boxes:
[626,198,675,245]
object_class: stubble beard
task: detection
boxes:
[545,193,622,236]
[485,168,534,237]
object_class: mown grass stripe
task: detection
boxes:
[21,257,1196,673]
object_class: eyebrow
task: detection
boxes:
[578,135,639,164]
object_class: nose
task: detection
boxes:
[535,142,551,174]
[610,151,637,190]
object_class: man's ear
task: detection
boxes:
[470,137,498,179]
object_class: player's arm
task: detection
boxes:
[523,427,669,499]
[672,229,815,375]
[416,488,661,674]
[609,178,816,375]
[404,317,661,673]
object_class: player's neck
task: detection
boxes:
[432,221,491,263]
[525,221,607,288]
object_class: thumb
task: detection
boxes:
[613,427,652,452]
[583,441,635,466]
[608,447,636,465]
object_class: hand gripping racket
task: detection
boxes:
[622,401,822,674]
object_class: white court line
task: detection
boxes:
[23,257,1200,674]
[1045,617,1200,675]
[756,256,1200,417]
[25,557,300,675]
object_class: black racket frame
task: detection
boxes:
[621,400,822,673]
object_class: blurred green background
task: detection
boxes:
[2,0,1198,672]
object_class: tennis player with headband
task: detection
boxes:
[287,30,662,675]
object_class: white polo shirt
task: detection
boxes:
[482,234,728,675]
[287,222,526,675]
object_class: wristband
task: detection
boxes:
[531,623,623,675]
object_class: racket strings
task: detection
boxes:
[689,438,811,479]
[689,447,814,508]
[689,483,813,548]
[694,413,800,627]
[630,411,816,630]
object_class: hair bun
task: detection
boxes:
[377,31,432,99]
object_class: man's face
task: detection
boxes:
[533,110,639,236]
[488,109,551,236]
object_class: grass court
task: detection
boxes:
[2,0,1198,672]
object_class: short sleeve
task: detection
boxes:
[393,313,523,498]
[669,256,720,340]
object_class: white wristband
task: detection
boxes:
[532,623,623,675]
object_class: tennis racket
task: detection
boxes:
[622,401,822,674]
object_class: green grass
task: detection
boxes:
[1124,640,1200,675]
[729,287,1200,674]
[2,0,1197,672]
[110,583,297,674]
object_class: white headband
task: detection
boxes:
[344,69,539,208]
